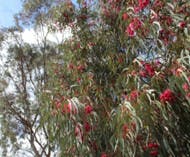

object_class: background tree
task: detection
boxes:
[0,22,61,157]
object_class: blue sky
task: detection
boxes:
[0,0,22,27]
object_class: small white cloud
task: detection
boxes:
[21,28,37,44]
[21,26,72,44]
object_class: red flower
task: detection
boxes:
[148,142,159,149]
[126,25,135,37]
[55,100,61,109]
[178,21,186,28]
[138,0,150,10]
[140,63,155,77]
[126,18,142,37]
[85,105,93,114]
[131,70,137,76]
[84,122,91,132]
[160,89,175,103]
[131,18,142,30]
[130,90,139,101]
[134,6,141,13]
[182,83,189,92]
[139,70,147,77]
[62,103,72,113]
[77,65,85,72]
[122,124,129,138]
[101,153,108,157]
[77,78,81,83]
[171,67,183,77]
[122,13,128,21]
[144,63,155,77]
[150,150,159,157]
[62,102,77,114]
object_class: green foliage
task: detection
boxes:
[38,0,190,156]
[1,0,190,156]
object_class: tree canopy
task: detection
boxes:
[0,0,190,157]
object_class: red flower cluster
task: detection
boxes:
[143,142,159,157]
[67,63,86,73]
[138,0,150,10]
[160,89,175,103]
[135,0,150,12]
[140,63,155,77]
[126,18,142,37]
[126,26,135,37]
[130,90,139,101]
[85,105,93,114]
[148,142,159,149]
[149,142,159,157]
[144,64,155,77]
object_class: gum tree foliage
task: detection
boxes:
[41,0,190,157]
[1,0,190,157]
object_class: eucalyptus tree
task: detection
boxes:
[1,0,190,157]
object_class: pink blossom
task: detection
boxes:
[139,70,147,77]
[62,102,77,114]
[75,124,83,142]
[101,153,108,157]
[160,89,175,103]
[126,25,135,37]
[130,90,139,101]
[126,18,142,37]
[182,83,189,92]
[55,100,61,109]
[138,0,150,10]
[178,21,186,28]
